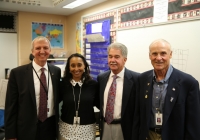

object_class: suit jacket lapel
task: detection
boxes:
[48,64,57,103]
[163,69,180,127]
[100,71,110,108]
[145,72,154,127]
[27,63,37,110]
[121,69,134,118]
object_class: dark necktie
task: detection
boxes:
[105,75,118,124]
[38,68,47,122]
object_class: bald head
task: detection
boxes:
[149,39,171,52]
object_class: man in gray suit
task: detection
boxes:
[5,36,61,140]
[97,42,139,140]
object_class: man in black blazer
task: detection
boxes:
[5,36,61,140]
[133,39,200,140]
[97,42,139,140]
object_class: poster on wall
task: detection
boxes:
[76,22,81,54]
[32,22,64,49]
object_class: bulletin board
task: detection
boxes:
[117,0,200,29]
[82,9,117,46]
[82,9,117,79]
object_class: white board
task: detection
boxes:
[0,79,8,109]
[117,19,200,83]
[0,33,18,79]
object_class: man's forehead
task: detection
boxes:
[109,49,122,54]
[108,54,121,56]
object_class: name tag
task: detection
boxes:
[73,117,80,125]
[155,113,163,125]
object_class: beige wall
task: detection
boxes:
[18,12,67,65]
[18,0,136,65]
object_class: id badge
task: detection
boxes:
[155,113,163,125]
[73,117,80,125]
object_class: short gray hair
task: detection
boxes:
[31,36,51,51]
[107,42,128,58]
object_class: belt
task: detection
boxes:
[37,115,55,124]
[104,118,121,124]
[149,128,162,134]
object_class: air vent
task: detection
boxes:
[53,0,65,6]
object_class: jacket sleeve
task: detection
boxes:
[185,79,200,140]
[132,73,140,140]
[5,69,18,138]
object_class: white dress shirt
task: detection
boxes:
[32,60,54,118]
[103,67,125,119]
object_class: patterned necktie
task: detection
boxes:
[38,68,47,122]
[105,75,118,124]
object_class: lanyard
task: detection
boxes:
[32,65,50,99]
[72,85,82,117]
[154,82,167,113]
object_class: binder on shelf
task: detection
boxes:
[86,33,105,42]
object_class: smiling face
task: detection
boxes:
[69,56,85,81]
[32,39,51,67]
[149,40,172,74]
[108,48,127,74]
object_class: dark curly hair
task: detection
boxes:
[64,53,91,83]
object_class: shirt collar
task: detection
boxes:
[153,65,173,83]
[70,79,84,87]
[110,67,125,79]
[32,59,48,72]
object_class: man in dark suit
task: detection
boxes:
[5,36,61,140]
[97,42,139,140]
[133,39,200,140]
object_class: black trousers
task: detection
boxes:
[36,116,56,140]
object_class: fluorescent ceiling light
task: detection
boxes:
[63,0,92,9]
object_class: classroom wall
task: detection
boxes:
[117,19,200,83]
[65,0,136,54]
[18,12,67,65]
[17,0,141,65]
